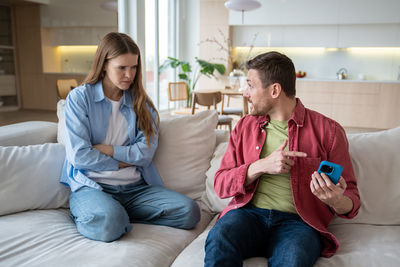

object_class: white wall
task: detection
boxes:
[198,0,229,90]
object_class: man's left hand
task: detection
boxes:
[310,172,353,214]
[93,144,114,157]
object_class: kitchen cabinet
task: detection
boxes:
[296,80,400,129]
[40,0,117,46]
[229,0,400,48]
[232,24,400,48]
[229,0,400,26]
[45,27,116,46]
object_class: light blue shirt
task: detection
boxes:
[60,80,163,192]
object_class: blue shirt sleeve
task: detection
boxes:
[113,105,159,167]
[64,88,119,171]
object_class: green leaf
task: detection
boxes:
[159,60,171,74]
[181,62,192,73]
[178,73,189,80]
[214,64,226,75]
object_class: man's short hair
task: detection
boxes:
[246,51,296,97]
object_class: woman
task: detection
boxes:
[60,32,200,242]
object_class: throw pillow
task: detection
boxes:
[201,142,232,213]
[0,121,57,146]
[153,110,218,200]
[0,143,69,216]
[331,126,400,225]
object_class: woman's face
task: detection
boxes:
[103,53,138,90]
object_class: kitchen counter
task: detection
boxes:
[296,80,400,129]
[297,78,400,84]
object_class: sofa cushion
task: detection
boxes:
[172,215,400,267]
[201,142,231,213]
[172,215,268,267]
[153,111,218,200]
[0,121,57,146]
[332,126,400,225]
[0,208,213,267]
[0,143,69,216]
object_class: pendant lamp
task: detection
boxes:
[224,0,261,24]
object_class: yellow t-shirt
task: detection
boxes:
[251,118,297,214]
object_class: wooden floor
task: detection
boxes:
[0,109,58,126]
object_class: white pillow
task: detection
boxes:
[201,142,232,213]
[0,121,57,146]
[0,143,69,216]
[154,111,218,200]
[57,100,66,144]
[331,126,400,225]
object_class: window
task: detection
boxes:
[145,0,174,110]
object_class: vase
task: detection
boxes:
[186,90,192,108]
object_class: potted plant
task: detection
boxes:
[159,57,226,107]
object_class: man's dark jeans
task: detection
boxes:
[205,205,321,267]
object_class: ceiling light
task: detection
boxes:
[224,0,261,24]
[100,0,117,12]
[224,0,261,11]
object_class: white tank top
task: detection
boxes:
[86,97,142,185]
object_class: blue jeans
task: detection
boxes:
[205,205,321,267]
[69,179,200,242]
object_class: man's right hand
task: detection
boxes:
[245,140,307,186]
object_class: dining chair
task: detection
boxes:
[56,79,78,99]
[168,82,192,115]
[219,86,244,117]
[191,91,233,132]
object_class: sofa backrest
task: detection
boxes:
[0,109,219,216]
[0,121,57,146]
[202,126,400,226]
[153,110,218,200]
[331,126,400,225]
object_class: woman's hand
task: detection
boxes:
[93,144,114,157]
[118,162,131,169]
[94,144,132,169]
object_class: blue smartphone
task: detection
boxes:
[317,161,343,184]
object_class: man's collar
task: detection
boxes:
[255,98,305,127]
[288,98,305,127]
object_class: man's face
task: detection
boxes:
[244,69,275,116]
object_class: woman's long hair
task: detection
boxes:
[83,32,159,147]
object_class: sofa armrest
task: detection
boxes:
[0,121,57,146]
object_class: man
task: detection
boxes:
[204,51,360,267]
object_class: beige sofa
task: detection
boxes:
[0,107,399,267]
